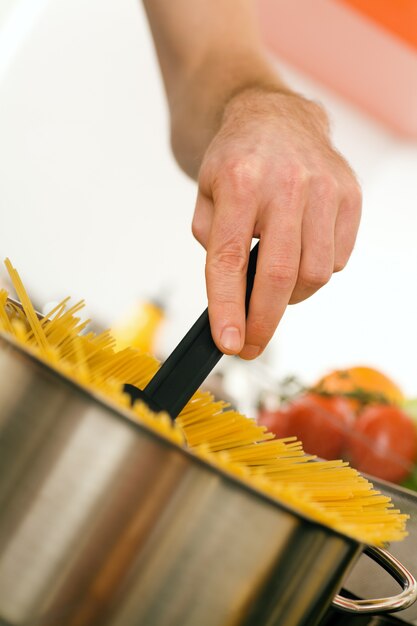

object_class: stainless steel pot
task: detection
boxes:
[320,592,413,626]
[321,479,417,626]
[0,333,415,626]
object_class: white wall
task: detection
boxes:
[0,0,416,396]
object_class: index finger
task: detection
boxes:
[206,198,255,355]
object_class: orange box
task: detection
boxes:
[257,0,417,138]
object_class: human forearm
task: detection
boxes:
[142,0,290,177]
[169,54,292,178]
[143,0,362,361]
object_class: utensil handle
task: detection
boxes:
[141,242,259,419]
[332,546,417,614]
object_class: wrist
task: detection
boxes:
[169,54,290,178]
[222,87,330,138]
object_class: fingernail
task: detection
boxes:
[242,344,261,359]
[220,327,241,353]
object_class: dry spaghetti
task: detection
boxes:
[0,259,408,546]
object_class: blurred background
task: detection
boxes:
[0,0,416,408]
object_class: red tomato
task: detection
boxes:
[258,393,354,459]
[257,407,290,440]
[346,405,417,483]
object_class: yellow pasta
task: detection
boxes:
[0,259,408,546]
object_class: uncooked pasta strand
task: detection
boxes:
[0,259,409,547]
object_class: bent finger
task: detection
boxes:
[333,184,362,272]
[290,178,338,304]
[240,213,302,359]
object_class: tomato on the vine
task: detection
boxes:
[315,366,404,409]
[258,393,354,459]
[257,407,289,440]
[345,405,417,483]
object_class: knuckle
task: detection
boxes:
[210,293,239,310]
[281,162,310,187]
[223,157,261,191]
[334,259,348,273]
[300,265,332,289]
[265,261,298,290]
[208,243,248,276]
[333,245,353,273]
[314,173,339,199]
[279,163,310,202]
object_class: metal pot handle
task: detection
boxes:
[332,546,417,614]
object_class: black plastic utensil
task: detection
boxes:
[124,242,259,419]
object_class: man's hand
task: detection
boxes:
[143,0,362,358]
[193,89,361,359]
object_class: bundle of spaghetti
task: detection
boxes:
[0,259,408,546]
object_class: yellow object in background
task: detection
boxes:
[111,300,165,354]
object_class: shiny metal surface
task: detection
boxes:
[5,297,42,319]
[0,333,413,626]
[332,547,417,614]
[332,479,417,626]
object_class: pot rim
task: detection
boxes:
[0,328,363,548]
[3,329,417,618]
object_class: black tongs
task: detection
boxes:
[124,243,259,419]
